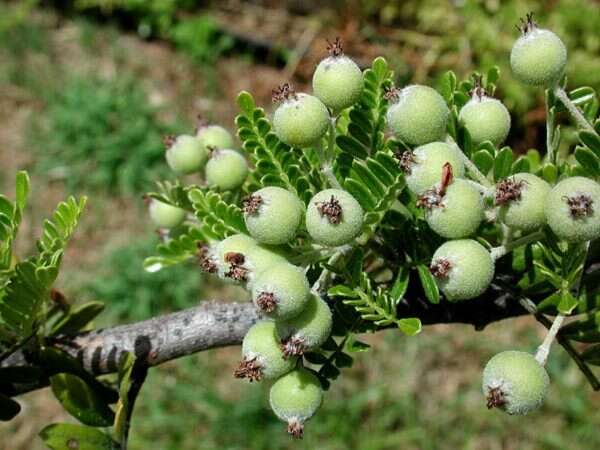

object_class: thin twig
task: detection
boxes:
[553,86,598,135]
[490,230,546,261]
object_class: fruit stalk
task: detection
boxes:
[534,313,565,365]
[490,230,545,261]
[324,117,342,189]
[553,86,598,135]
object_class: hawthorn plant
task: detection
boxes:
[1,13,600,449]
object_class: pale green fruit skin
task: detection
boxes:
[165,135,208,175]
[482,350,549,415]
[148,200,186,229]
[510,29,567,87]
[273,93,330,147]
[306,189,364,247]
[244,246,288,286]
[406,142,465,195]
[252,264,310,320]
[269,368,323,423]
[545,176,600,243]
[241,321,296,379]
[425,180,484,238]
[244,187,304,245]
[312,56,363,112]
[386,85,449,146]
[214,234,257,281]
[276,295,332,351]
[459,97,511,146]
[196,125,234,150]
[498,173,551,231]
[205,149,248,190]
[432,239,494,301]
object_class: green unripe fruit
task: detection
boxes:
[273,85,330,147]
[420,179,484,239]
[313,53,363,112]
[196,124,234,151]
[386,85,449,146]
[306,189,364,247]
[510,20,567,87]
[235,321,296,382]
[545,176,600,243]
[244,246,288,286]
[269,368,323,438]
[400,142,465,195]
[430,239,494,301]
[148,200,186,229]
[205,149,248,191]
[165,134,208,175]
[276,294,332,358]
[459,96,511,146]
[496,173,551,232]
[252,264,310,320]
[482,350,549,415]
[243,187,304,245]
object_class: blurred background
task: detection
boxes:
[1,0,600,449]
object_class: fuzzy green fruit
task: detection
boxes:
[496,173,550,232]
[276,294,332,358]
[243,187,304,245]
[273,91,330,148]
[511,27,567,87]
[545,176,600,243]
[421,179,484,239]
[306,189,364,247]
[196,124,234,150]
[459,96,511,146]
[482,350,549,415]
[386,85,449,146]
[165,134,208,175]
[252,263,310,320]
[269,368,323,438]
[148,200,186,229]
[244,246,288,286]
[205,149,248,191]
[400,142,465,195]
[235,321,296,382]
[313,55,363,112]
[430,239,494,301]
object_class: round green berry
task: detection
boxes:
[252,263,310,320]
[511,24,567,86]
[545,176,600,243]
[313,54,363,112]
[496,173,550,232]
[401,142,465,195]
[165,134,208,175]
[235,321,296,382]
[205,149,248,191]
[269,368,323,439]
[243,246,288,286]
[273,89,330,148]
[148,199,186,229]
[430,239,494,301]
[196,124,234,150]
[243,187,304,245]
[386,85,449,146]
[276,294,332,358]
[306,189,364,247]
[459,96,511,146]
[421,179,484,239]
[482,350,549,415]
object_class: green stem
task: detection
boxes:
[553,86,598,135]
[324,116,342,189]
[490,230,545,261]
[545,91,557,164]
[535,313,565,365]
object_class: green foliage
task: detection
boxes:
[29,76,181,196]
[170,16,234,67]
[40,423,119,450]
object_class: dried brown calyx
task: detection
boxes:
[287,419,305,439]
[281,336,307,359]
[224,252,248,282]
[430,258,452,278]
[564,194,594,219]
[317,195,343,225]
[197,244,217,274]
[495,177,528,205]
[395,150,415,175]
[383,85,400,102]
[469,74,487,101]
[256,291,277,313]
[326,37,344,57]
[234,357,262,382]
[242,194,263,215]
[486,385,507,409]
[163,134,176,150]
[194,113,208,134]
[517,12,537,35]
[272,83,297,103]
[416,162,454,210]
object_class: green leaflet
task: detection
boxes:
[188,187,247,241]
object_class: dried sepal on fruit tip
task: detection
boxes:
[224,251,248,282]
[163,134,176,150]
[197,244,217,274]
[242,194,263,215]
[281,336,307,359]
[517,12,537,35]
[287,418,304,439]
[383,85,400,102]
[326,36,344,57]
[316,195,343,224]
[395,149,415,175]
[255,291,277,313]
[416,162,454,210]
[486,385,507,410]
[272,83,297,103]
[495,177,528,205]
[430,258,452,278]
[469,74,487,100]
[564,194,594,218]
[234,356,263,382]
